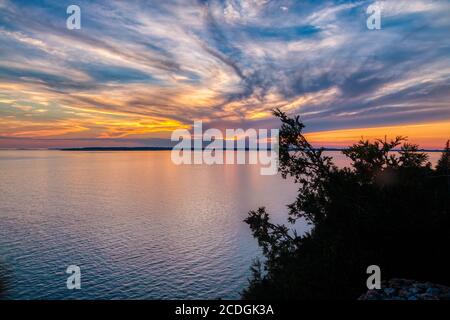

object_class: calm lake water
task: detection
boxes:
[0,150,442,299]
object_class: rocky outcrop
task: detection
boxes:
[358,278,450,300]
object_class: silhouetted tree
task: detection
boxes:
[243,110,450,299]
[437,140,450,172]
[437,140,450,194]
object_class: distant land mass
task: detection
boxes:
[56,147,446,152]
[58,147,173,151]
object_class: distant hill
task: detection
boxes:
[58,147,173,151]
[56,147,446,152]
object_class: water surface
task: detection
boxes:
[0,150,299,299]
[0,150,441,299]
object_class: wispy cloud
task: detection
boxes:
[0,0,449,148]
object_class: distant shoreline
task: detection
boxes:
[0,147,446,152]
[55,147,447,152]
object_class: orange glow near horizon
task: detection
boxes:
[305,121,450,149]
[1,1,450,150]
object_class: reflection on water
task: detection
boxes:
[0,150,299,299]
[0,150,441,299]
[0,265,7,298]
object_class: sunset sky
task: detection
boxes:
[1,0,449,149]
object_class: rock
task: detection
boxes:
[426,287,440,296]
[440,292,450,300]
[359,278,450,300]
[384,288,396,296]
[418,293,439,300]
[408,287,419,295]
[398,289,409,297]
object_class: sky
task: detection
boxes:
[0,0,449,149]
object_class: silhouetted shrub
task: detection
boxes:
[243,110,450,299]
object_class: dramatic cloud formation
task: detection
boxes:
[0,0,449,148]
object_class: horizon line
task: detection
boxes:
[0,146,447,153]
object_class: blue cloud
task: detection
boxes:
[0,0,449,139]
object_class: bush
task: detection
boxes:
[243,110,450,299]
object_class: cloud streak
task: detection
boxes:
[0,0,449,148]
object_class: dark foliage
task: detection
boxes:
[243,110,450,299]
[437,140,450,196]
